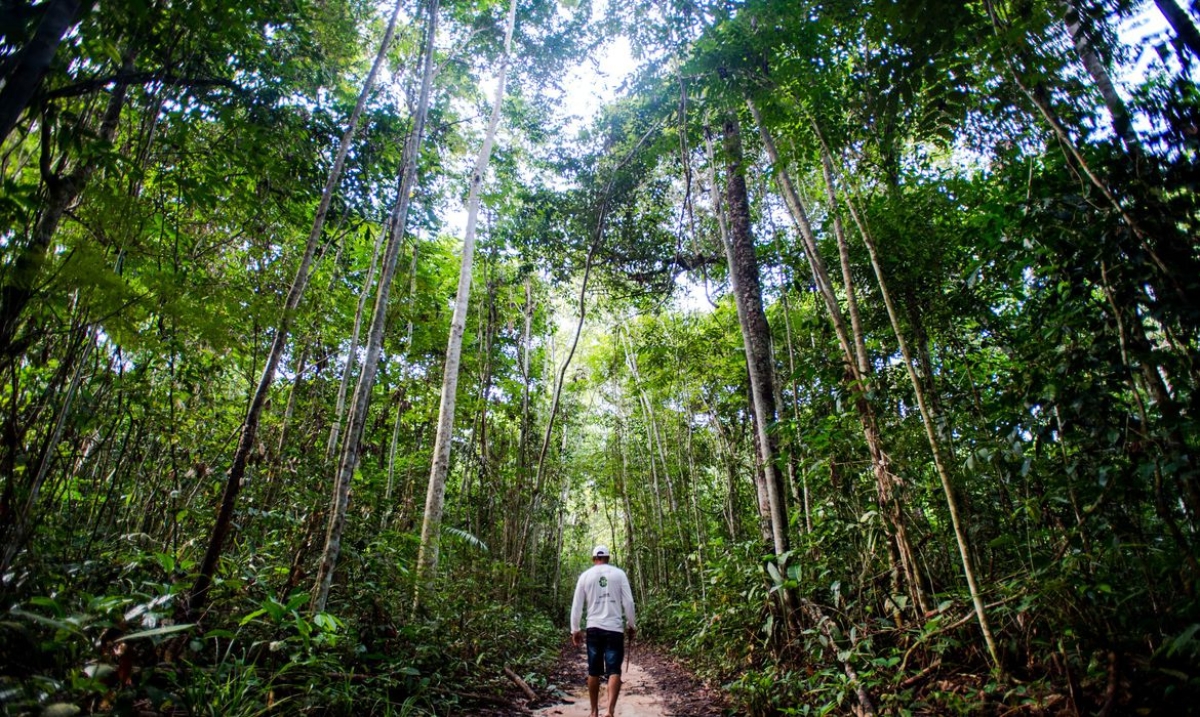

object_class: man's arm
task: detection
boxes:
[620,572,636,634]
[571,573,590,647]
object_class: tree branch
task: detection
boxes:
[42,72,242,101]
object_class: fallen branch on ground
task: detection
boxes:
[504,666,539,702]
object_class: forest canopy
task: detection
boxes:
[1,0,1199,714]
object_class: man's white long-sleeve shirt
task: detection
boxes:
[570,563,635,634]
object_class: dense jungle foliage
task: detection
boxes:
[1,0,1199,713]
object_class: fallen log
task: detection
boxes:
[504,665,539,703]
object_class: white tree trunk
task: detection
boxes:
[327,225,386,462]
[311,0,440,614]
[414,0,519,600]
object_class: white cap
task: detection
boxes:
[592,545,610,558]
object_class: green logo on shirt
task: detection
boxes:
[599,577,608,587]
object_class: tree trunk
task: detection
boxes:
[0,0,86,143]
[622,330,686,551]
[617,425,643,603]
[702,127,773,548]
[719,113,789,559]
[1060,0,1140,154]
[832,136,1002,669]
[512,243,597,579]
[382,242,420,529]
[777,286,812,534]
[309,0,440,615]
[381,389,405,529]
[511,277,534,561]
[463,271,498,540]
[701,394,741,541]
[684,404,707,604]
[263,346,308,508]
[186,0,406,619]
[0,75,126,365]
[751,101,930,618]
[982,0,1160,267]
[327,225,386,463]
[412,0,516,607]
[745,100,857,373]
[0,324,95,573]
[1154,0,1200,60]
[817,139,868,375]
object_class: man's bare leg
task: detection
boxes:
[587,676,601,717]
[604,674,622,717]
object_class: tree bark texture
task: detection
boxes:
[720,114,789,559]
[702,127,773,547]
[0,0,86,143]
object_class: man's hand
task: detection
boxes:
[626,626,636,640]
[571,630,584,647]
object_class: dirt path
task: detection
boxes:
[520,642,727,717]
[532,659,666,717]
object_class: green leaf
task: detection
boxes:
[10,608,85,636]
[442,525,489,552]
[203,629,236,639]
[29,596,63,615]
[1168,624,1200,657]
[239,609,268,626]
[116,623,194,641]
[284,593,309,612]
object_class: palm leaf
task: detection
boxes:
[440,525,489,553]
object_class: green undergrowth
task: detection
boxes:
[0,543,561,716]
[639,539,1200,716]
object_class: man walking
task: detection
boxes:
[570,545,636,717]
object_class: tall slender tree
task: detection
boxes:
[186,0,409,618]
[312,0,441,613]
[413,0,519,604]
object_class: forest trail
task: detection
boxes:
[533,660,665,717]
[525,643,727,717]
[6,0,1196,712]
